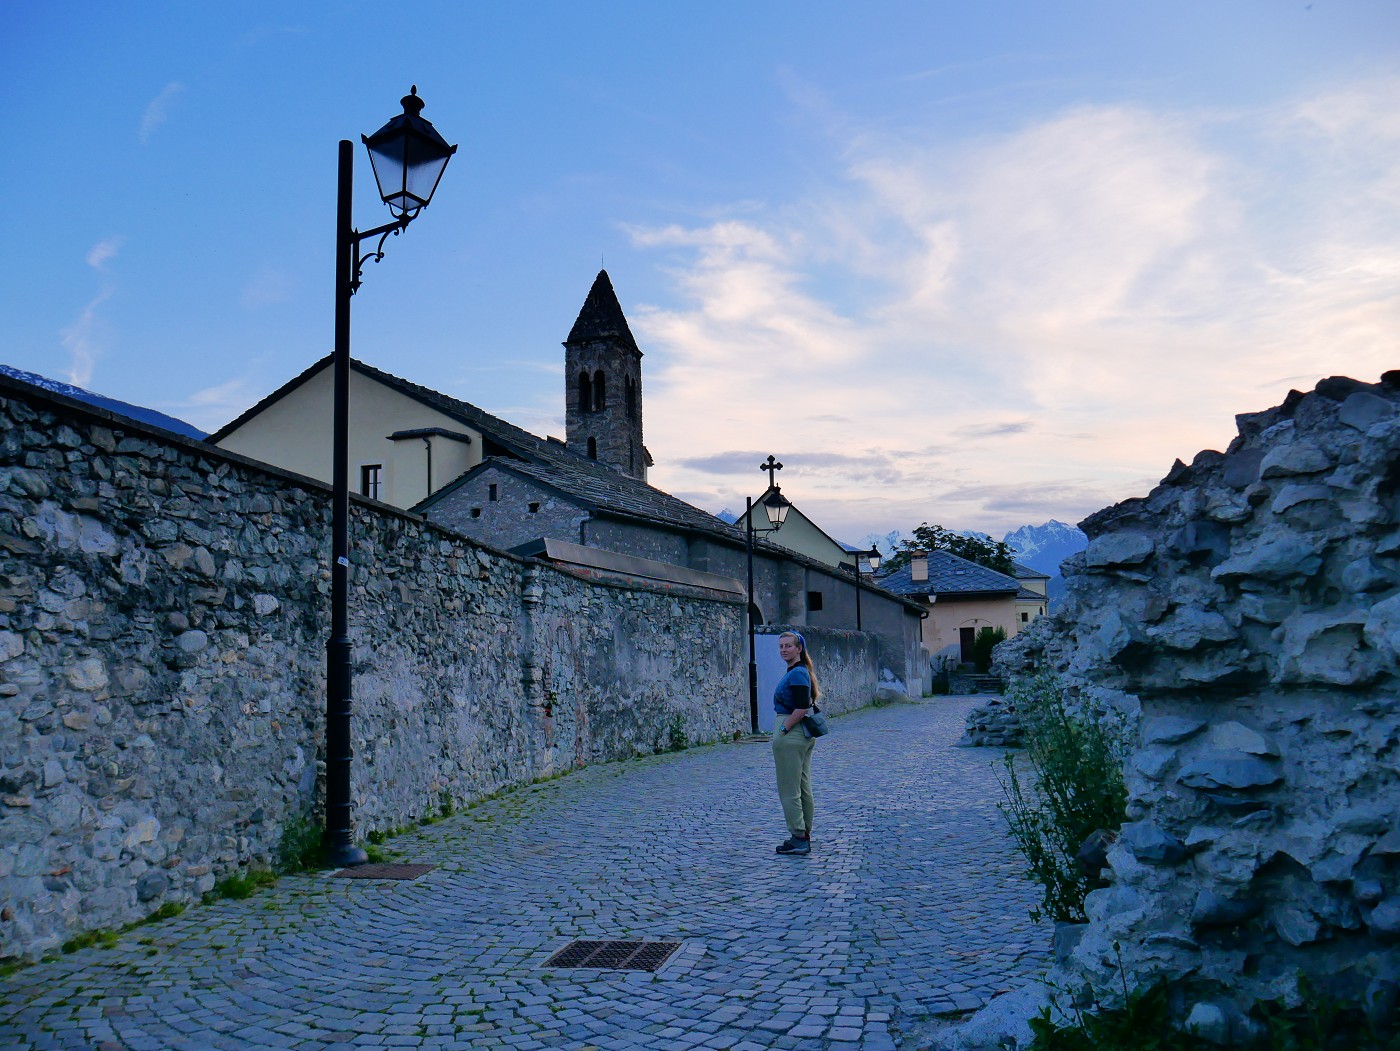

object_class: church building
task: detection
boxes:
[208,270,926,684]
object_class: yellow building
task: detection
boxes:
[876,549,1043,666]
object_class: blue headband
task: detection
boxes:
[786,632,805,648]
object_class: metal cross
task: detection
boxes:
[759,455,783,488]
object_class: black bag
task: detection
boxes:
[802,705,830,737]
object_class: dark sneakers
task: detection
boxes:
[776,836,811,856]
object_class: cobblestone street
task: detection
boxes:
[0,696,1049,1050]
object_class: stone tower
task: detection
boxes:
[564,270,648,480]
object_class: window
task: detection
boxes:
[528,502,540,513]
[488,483,498,501]
[587,437,597,459]
[1021,612,1029,623]
[626,376,636,419]
[807,591,824,611]
[593,369,606,410]
[577,371,592,413]
[471,508,481,519]
[359,464,382,500]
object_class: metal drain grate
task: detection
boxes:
[331,863,435,880]
[544,939,682,972]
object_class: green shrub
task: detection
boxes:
[973,626,1007,673]
[997,674,1127,923]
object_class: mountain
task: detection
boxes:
[714,508,739,525]
[0,364,206,440]
[1002,519,1088,577]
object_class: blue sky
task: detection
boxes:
[3,2,1398,540]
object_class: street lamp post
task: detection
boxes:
[744,467,791,734]
[326,87,456,867]
[851,544,882,631]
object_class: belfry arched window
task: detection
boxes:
[593,370,606,410]
[625,376,636,420]
[577,371,592,413]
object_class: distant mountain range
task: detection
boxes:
[0,364,206,440]
[712,508,1087,591]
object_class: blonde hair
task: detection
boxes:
[779,631,821,701]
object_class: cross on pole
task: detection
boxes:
[760,455,783,488]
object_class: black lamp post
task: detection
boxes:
[744,468,791,734]
[326,87,456,867]
[851,544,882,631]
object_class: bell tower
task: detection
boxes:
[564,270,648,480]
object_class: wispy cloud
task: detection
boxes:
[60,238,124,388]
[140,82,185,144]
[632,76,1400,539]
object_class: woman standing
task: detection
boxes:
[772,631,820,856]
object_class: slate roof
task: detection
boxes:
[875,550,1022,598]
[209,351,923,613]
[565,270,640,354]
[1009,559,1050,580]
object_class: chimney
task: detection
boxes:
[911,549,928,582]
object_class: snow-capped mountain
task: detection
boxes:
[714,508,740,525]
[1003,519,1088,577]
[0,364,206,440]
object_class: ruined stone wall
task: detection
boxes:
[998,374,1400,1037]
[0,379,745,961]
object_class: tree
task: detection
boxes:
[881,522,1017,576]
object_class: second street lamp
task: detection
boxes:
[326,87,456,867]
[744,478,791,734]
[852,543,882,631]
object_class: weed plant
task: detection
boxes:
[996,673,1127,923]
[666,714,689,752]
[1029,978,1400,1050]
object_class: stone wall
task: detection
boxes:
[0,377,745,961]
[998,373,1400,1037]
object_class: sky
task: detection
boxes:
[3,2,1398,543]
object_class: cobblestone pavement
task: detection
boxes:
[1,696,1048,1050]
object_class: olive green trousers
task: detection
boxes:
[772,723,816,837]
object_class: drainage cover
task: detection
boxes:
[544,939,681,972]
[331,863,434,880]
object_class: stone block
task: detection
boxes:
[1339,391,1397,432]
[1086,532,1155,567]
[1177,753,1282,790]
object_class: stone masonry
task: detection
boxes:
[0,377,756,962]
[997,373,1400,1039]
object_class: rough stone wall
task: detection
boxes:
[422,465,587,551]
[998,374,1400,1035]
[0,381,744,961]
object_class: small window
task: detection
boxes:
[587,437,597,460]
[359,464,382,500]
[1021,612,1029,623]
[489,483,498,501]
[470,508,482,519]
[528,502,541,513]
[807,591,824,611]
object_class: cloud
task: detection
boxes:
[633,76,1400,540]
[953,420,1034,439]
[140,82,185,144]
[86,237,122,270]
[60,238,123,388]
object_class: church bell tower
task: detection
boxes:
[564,270,648,481]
